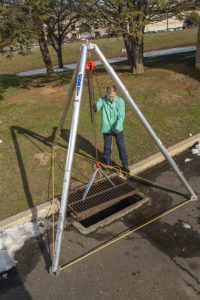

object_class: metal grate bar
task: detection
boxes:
[68,175,141,221]
[68,175,125,203]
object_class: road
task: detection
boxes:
[0,150,200,299]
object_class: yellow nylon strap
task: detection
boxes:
[52,148,55,256]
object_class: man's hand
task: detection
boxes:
[111,129,119,136]
[93,103,97,112]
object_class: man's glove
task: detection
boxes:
[111,129,119,136]
[93,103,97,112]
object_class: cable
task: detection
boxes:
[54,145,188,197]
[52,148,55,256]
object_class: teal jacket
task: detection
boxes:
[96,95,125,133]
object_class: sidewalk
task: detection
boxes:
[16,45,196,77]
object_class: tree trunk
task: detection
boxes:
[123,33,144,74]
[38,30,55,77]
[196,23,200,70]
[57,40,63,68]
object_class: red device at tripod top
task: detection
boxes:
[86,53,96,73]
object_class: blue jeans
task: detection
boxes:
[103,130,128,167]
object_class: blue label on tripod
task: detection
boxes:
[77,74,82,93]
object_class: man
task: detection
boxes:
[94,86,130,173]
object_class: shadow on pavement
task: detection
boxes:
[0,268,32,300]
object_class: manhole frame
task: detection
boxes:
[69,191,150,235]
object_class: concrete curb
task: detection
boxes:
[129,133,200,174]
[0,198,60,233]
[0,133,199,232]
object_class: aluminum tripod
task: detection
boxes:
[82,165,115,201]
[51,42,197,275]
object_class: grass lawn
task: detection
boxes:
[0,50,200,221]
[0,28,197,75]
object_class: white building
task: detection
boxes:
[145,16,184,32]
[68,16,196,40]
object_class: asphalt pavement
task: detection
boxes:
[0,150,200,300]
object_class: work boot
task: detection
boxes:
[101,161,111,170]
[121,166,130,175]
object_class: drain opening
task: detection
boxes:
[79,194,142,228]
[68,175,149,234]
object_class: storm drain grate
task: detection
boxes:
[68,175,143,221]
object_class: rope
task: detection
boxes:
[57,145,97,164]
[54,145,188,197]
[87,72,99,161]
[60,198,192,271]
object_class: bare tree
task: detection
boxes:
[96,0,198,74]
[46,0,88,68]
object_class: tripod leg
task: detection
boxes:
[82,168,99,201]
[98,168,115,187]
[51,44,88,274]
[93,44,197,200]
[53,56,81,147]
